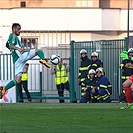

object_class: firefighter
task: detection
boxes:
[89,51,103,71]
[119,48,133,103]
[120,48,133,92]
[78,49,91,97]
[80,69,98,103]
[91,68,112,103]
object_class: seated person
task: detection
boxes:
[91,68,112,103]
[80,69,98,103]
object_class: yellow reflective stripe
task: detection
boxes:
[108,85,112,87]
[81,83,86,86]
[81,87,85,90]
[121,76,130,79]
[127,66,133,68]
[78,73,81,76]
[97,95,102,100]
[93,95,98,98]
[102,94,109,100]
[79,66,89,71]
[92,64,97,67]
[87,75,90,78]
[105,89,111,95]
[97,87,100,90]
[86,85,89,88]
[99,84,107,88]
[81,92,85,96]
[120,64,124,69]
[80,78,85,82]
[90,86,95,88]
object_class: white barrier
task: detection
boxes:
[0,80,16,103]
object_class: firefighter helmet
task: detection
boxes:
[96,67,103,73]
[91,52,98,57]
[128,48,133,53]
[80,49,87,54]
[89,69,96,75]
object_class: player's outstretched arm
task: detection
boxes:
[10,45,24,54]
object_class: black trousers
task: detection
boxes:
[17,81,31,101]
[56,81,69,103]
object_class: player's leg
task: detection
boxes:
[0,58,24,99]
[36,49,50,68]
[0,75,21,99]
[123,78,132,104]
[120,77,133,109]
[24,49,50,68]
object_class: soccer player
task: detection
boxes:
[0,23,50,99]
[120,76,133,109]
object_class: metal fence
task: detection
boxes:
[0,53,70,103]
[0,38,128,102]
[70,39,127,101]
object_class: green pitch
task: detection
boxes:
[0,103,133,133]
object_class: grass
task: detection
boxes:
[0,103,133,133]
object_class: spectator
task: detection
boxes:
[17,63,31,103]
[119,48,133,102]
[78,49,91,97]
[89,52,103,71]
[91,68,112,103]
[80,69,98,103]
[51,59,76,103]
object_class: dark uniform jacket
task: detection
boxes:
[78,56,91,84]
[89,59,103,71]
[81,75,98,89]
[120,59,133,80]
[96,75,112,96]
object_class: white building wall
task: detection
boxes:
[102,9,120,30]
[0,8,133,54]
[1,8,132,31]
[120,10,133,31]
[10,8,102,31]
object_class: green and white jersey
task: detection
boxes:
[6,33,22,63]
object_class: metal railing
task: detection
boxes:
[70,39,127,101]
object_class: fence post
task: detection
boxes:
[70,41,75,102]
[125,37,129,51]
[40,72,42,96]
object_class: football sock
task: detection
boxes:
[37,50,45,60]
[5,80,17,90]
[124,88,132,104]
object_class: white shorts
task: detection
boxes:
[15,49,36,76]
